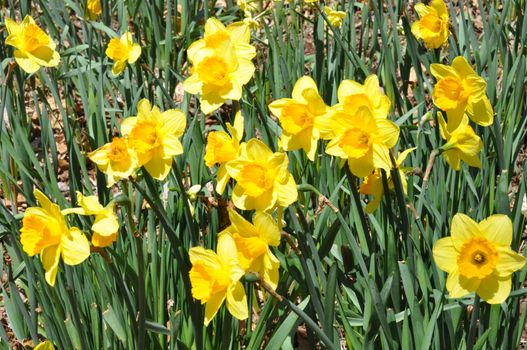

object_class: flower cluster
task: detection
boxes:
[20,190,119,286]
[89,99,187,183]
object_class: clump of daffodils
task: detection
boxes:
[20,190,120,286]
[89,99,186,184]
[183,18,256,114]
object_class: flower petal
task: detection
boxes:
[226,281,248,321]
[450,213,482,250]
[432,237,458,273]
[495,247,526,277]
[476,273,511,304]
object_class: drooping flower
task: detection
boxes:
[88,137,138,187]
[431,56,493,128]
[324,6,347,28]
[411,0,450,49]
[4,16,60,74]
[20,190,90,286]
[85,0,102,20]
[359,148,415,213]
[433,213,526,304]
[438,112,482,171]
[183,19,256,114]
[189,233,247,325]
[269,76,331,161]
[224,209,281,289]
[226,139,298,211]
[105,31,141,76]
[325,106,400,177]
[121,99,186,180]
[62,192,119,248]
[204,111,245,194]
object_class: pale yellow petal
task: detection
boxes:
[476,274,511,304]
[432,237,458,273]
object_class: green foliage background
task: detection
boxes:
[1,0,527,349]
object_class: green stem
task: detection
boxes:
[467,295,481,350]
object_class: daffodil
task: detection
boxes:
[85,0,102,20]
[183,19,256,114]
[4,15,60,74]
[324,6,346,28]
[226,139,298,211]
[433,213,526,304]
[105,31,141,76]
[88,137,138,187]
[431,56,493,128]
[325,106,400,177]
[20,190,90,286]
[438,112,482,171]
[205,111,245,194]
[269,76,331,161]
[359,148,415,213]
[62,192,119,248]
[121,99,186,180]
[224,209,281,289]
[411,0,450,49]
[189,233,248,325]
[334,75,391,121]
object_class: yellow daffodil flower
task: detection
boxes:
[62,192,119,248]
[438,112,482,171]
[325,106,400,177]
[204,111,245,194]
[411,0,450,49]
[183,18,256,114]
[359,148,415,213]
[105,31,141,76]
[34,340,55,350]
[224,209,281,289]
[334,75,391,121]
[85,0,102,20]
[269,76,331,161]
[431,56,493,128]
[189,233,248,325]
[88,137,138,187]
[324,6,347,28]
[4,16,60,74]
[226,139,298,211]
[121,99,186,180]
[433,213,526,304]
[20,190,90,286]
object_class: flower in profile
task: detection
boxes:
[204,111,245,194]
[325,106,400,177]
[189,233,247,325]
[88,137,138,187]
[183,19,256,114]
[105,31,141,76]
[85,0,102,20]
[431,56,493,128]
[269,76,331,161]
[62,192,119,248]
[224,209,281,289]
[433,213,526,304]
[20,190,90,286]
[226,139,298,211]
[324,6,346,28]
[411,0,449,49]
[121,99,186,180]
[4,15,60,74]
[34,341,55,350]
[359,148,414,213]
[438,112,482,171]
